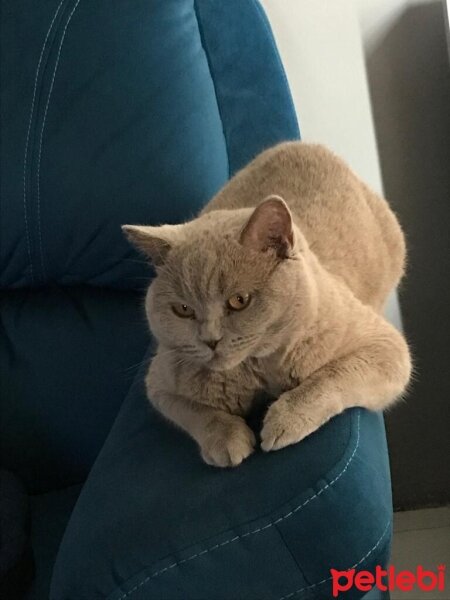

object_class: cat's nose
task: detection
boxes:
[204,338,221,351]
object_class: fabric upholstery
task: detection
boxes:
[1,288,150,493]
[1,0,298,291]
[0,470,33,598]
[194,0,300,176]
[2,0,226,289]
[26,485,81,600]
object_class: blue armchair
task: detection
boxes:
[1,1,392,598]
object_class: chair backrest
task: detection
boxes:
[0,0,299,492]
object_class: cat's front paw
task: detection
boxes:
[261,398,319,452]
[200,417,256,468]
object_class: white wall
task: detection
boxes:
[261,0,383,194]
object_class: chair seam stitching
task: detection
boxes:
[115,411,361,600]
[277,518,391,600]
[35,0,82,281]
[22,0,66,284]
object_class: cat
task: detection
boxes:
[123,142,412,468]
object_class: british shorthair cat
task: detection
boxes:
[123,142,411,467]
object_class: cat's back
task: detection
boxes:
[204,142,406,311]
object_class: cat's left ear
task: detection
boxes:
[240,195,295,259]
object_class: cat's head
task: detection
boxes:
[123,197,310,371]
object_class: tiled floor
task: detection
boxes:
[391,506,450,599]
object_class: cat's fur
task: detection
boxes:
[123,142,411,467]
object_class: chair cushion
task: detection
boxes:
[0,470,33,598]
[1,0,298,290]
[0,287,150,493]
[50,358,392,600]
[26,484,82,600]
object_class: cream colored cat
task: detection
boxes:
[123,142,411,467]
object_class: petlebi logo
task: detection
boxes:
[330,564,446,597]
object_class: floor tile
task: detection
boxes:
[394,506,450,533]
[390,521,450,599]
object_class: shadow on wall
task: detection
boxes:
[366,1,450,509]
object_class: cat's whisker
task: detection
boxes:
[231,333,258,351]
[123,358,149,374]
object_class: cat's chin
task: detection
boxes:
[207,354,245,372]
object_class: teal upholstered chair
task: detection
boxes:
[1,1,391,598]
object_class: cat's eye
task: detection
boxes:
[227,293,251,311]
[172,303,195,319]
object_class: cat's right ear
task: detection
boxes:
[122,224,182,266]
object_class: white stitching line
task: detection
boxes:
[22,0,66,284]
[116,412,361,600]
[36,0,82,279]
[277,518,392,600]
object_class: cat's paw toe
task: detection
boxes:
[201,420,256,468]
[261,403,314,452]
